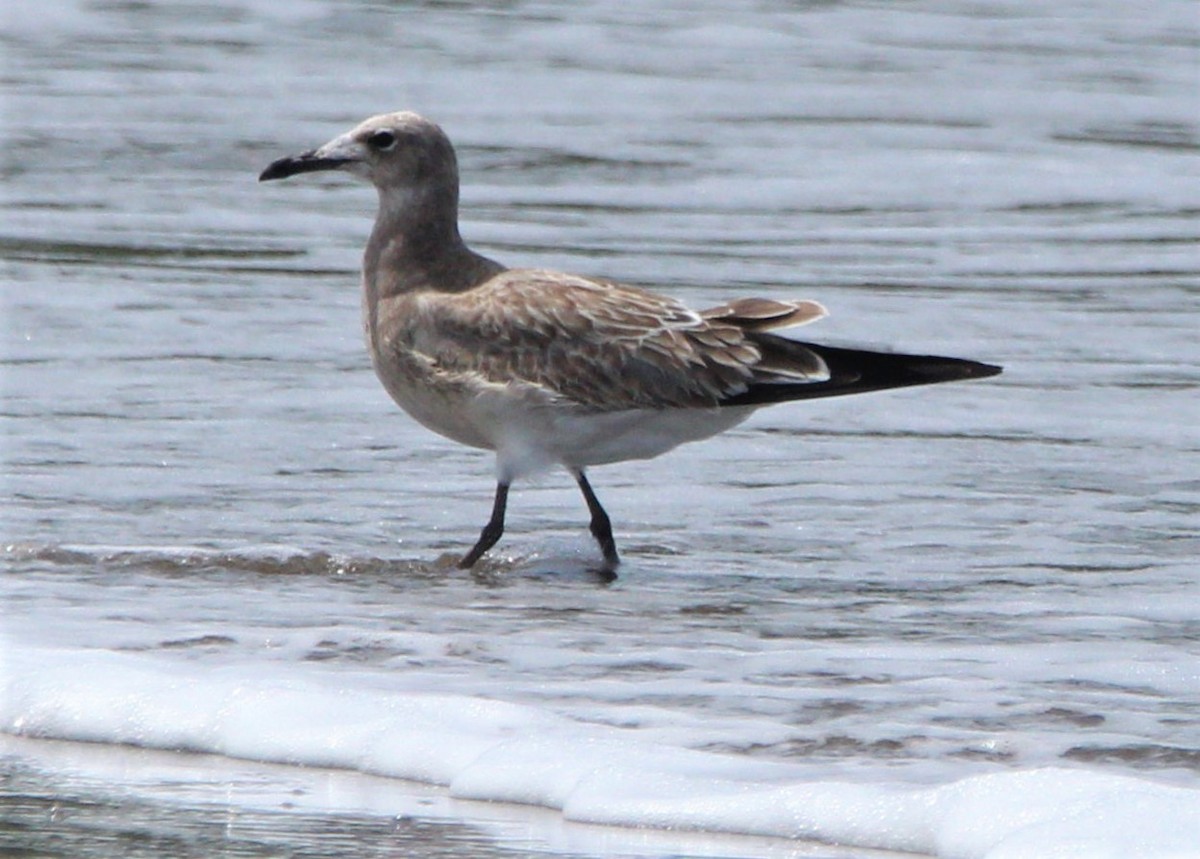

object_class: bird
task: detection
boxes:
[259,111,1001,573]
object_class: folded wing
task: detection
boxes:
[398,270,998,411]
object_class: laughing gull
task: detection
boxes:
[260,111,1001,572]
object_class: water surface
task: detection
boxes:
[3,1,1198,857]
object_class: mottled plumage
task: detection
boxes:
[390,271,828,410]
[260,111,1001,572]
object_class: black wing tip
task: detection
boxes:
[922,356,1003,382]
[719,340,1003,407]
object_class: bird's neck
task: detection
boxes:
[363,183,502,302]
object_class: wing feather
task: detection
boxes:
[392,269,830,410]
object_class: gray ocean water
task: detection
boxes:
[3,1,1199,857]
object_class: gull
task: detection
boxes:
[260,111,1001,573]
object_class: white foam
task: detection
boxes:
[3,646,1196,859]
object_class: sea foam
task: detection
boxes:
[2,645,1196,859]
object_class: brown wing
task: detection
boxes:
[399,269,830,410]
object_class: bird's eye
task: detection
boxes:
[367,130,397,151]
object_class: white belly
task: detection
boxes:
[483,394,755,481]
[373,351,755,481]
[540,404,754,468]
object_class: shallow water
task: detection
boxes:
[3,0,1199,857]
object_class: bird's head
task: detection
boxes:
[259,111,458,197]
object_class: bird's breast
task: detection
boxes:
[368,343,499,452]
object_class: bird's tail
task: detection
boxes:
[720,333,1002,407]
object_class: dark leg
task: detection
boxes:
[459,482,509,569]
[575,471,620,569]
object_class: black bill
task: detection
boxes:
[259,151,351,182]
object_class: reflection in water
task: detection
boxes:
[1,760,537,859]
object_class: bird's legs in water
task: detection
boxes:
[458,473,619,574]
[574,470,619,570]
[459,481,509,569]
